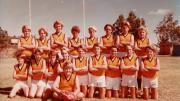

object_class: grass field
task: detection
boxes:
[0,56,180,101]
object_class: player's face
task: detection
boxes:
[23,28,30,37]
[78,49,85,57]
[35,52,41,60]
[39,30,46,39]
[64,67,73,76]
[111,48,118,56]
[62,52,69,59]
[72,31,79,38]
[122,25,129,33]
[105,26,112,35]
[147,49,154,58]
[138,30,146,39]
[55,24,62,33]
[17,58,24,64]
[88,28,95,37]
[127,47,133,56]
[94,47,101,55]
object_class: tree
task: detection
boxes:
[112,14,125,36]
[154,13,178,43]
[113,11,146,40]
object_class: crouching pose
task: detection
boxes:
[53,63,84,101]
[9,54,29,98]
[29,50,46,98]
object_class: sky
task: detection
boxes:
[0,0,180,43]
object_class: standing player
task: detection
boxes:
[73,47,89,97]
[100,24,115,55]
[141,46,160,100]
[85,26,99,56]
[50,20,67,59]
[121,45,139,99]
[135,26,152,96]
[105,47,121,98]
[36,28,50,60]
[88,44,107,99]
[17,25,35,58]
[68,25,84,58]
[116,21,134,58]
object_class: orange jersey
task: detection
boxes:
[135,38,150,57]
[75,57,88,75]
[59,73,76,92]
[14,63,28,81]
[86,37,98,52]
[142,57,159,79]
[52,32,65,50]
[90,55,106,76]
[19,36,33,57]
[47,61,59,81]
[31,59,45,80]
[37,38,49,59]
[20,36,33,46]
[122,55,137,75]
[119,33,132,52]
[68,38,82,56]
[101,35,114,54]
[106,56,121,78]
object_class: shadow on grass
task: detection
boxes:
[0,87,12,95]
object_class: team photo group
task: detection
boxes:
[9,20,160,101]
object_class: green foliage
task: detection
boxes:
[112,11,146,40]
[154,13,179,44]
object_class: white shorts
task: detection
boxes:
[31,80,46,87]
[106,77,121,90]
[77,75,89,86]
[15,81,28,88]
[88,74,106,87]
[45,81,54,89]
[142,77,158,88]
[121,74,137,87]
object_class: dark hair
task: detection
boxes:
[104,24,113,30]
[38,28,48,36]
[71,25,80,33]
[53,20,64,28]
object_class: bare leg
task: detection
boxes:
[151,88,158,99]
[113,90,119,98]
[143,88,149,100]
[88,86,94,98]
[99,87,106,99]
[106,89,112,98]
[130,87,136,99]
[121,86,127,98]
[80,85,87,97]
